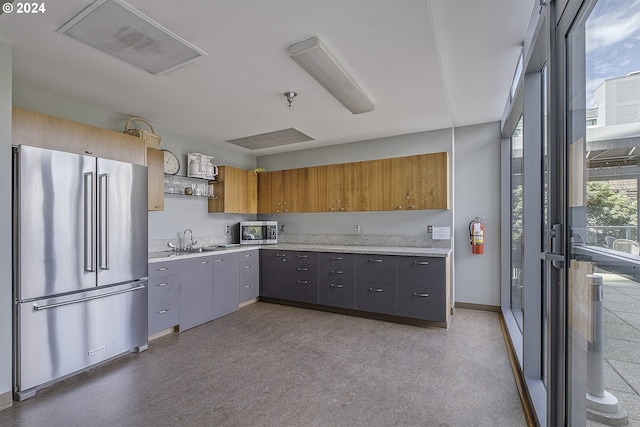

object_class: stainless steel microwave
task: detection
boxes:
[240,221,278,245]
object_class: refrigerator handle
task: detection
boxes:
[99,173,110,270]
[84,172,96,272]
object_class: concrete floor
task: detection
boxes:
[0,303,526,427]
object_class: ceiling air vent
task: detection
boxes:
[57,0,207,74]
[226,128,315,150]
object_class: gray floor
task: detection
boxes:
[0,303,526,427]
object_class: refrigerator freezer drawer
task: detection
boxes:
[14,281,148,399]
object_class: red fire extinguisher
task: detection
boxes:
[469,217,486,255]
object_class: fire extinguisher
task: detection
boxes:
[469,217,486,255]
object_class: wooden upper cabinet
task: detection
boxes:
[257,170,284,214]
[147,148,164,211]
[208,166,257,214]
[339,161,369,212]
[12,107,146,165]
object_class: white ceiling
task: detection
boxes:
[0,0,535,155]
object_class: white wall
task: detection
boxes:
[13,84,258,242]
[0,42,13,408]
[453,122,502,306]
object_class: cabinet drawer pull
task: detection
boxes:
[157,308,171,314]
[156,267,169,271]
[215,259,224,262]
[244,265,252,269]
[414,261,429,265]
[368,288,383,292]
[297,255,308,258]
[244,284,253,288]
[412,293,430,297]
[244,254,253,258]
[368,259,383,263]
[330,270,343,274]
[275,254,286,257]
[156,282,169,287]
[202,261,210,264]
[330,283,343,288]
[297,280,309,285]
[330,256,343,260]
[297,267,308,271]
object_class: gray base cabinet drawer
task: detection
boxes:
[240,279,259,302]
[355,254,397,283]
[398,287,446,321]
[318,264,354,280]
[240,259,259,282]
[148,299,180,335]
[148,274,180,307]
[149,261,181,278]
[319,278,354,309]
[287,277,318,304]
[355,281,397,315]
[316,252,354,266]
[398,257,445,289]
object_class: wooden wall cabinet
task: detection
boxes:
[12,107,146,166]
[147,148,164,211]
[208,166,258,214]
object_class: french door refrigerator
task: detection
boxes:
[12,145,149,401]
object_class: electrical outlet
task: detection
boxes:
[354,225,361,233]
[225,225,230,234]
[428,225,433,233]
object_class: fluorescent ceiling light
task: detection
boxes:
[57,0,207,75]
[288,37,374,114]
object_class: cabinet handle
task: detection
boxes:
[297,267,308,271]
[244,265,252,269]
[368,259,383,263]
[156,282,169,287]
[297,255,308,258]
[330,270,343,274]
[157,308,171,314]
[157,267,169,271]
[414,261,429,265]
[330,283,343,288]
[215,259,224,262]
[244,254,253,258]
[330,257,343,260]
[244,284,253,288]
[368,288,383,292]
[396,206,403,209]
[275,254,286,257]
[408,205,415,209]
[412,293,430,297]
[202,261,209,264]
[297,280,309,284]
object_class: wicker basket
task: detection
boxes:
[124,117,161,149]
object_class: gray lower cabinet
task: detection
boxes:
[318,253,355,309]
[286,251,318,304]
[397,256,447,321]
[212,252,240,319]
[240,249,260,303]
[179,256,214,331]
[260,251,288,299]
[148,261,181,335]
[354,254,397,315]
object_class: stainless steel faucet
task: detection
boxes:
[183,229,197,250]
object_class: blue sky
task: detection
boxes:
[586,0,640,107]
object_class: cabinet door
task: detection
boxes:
[406,153,449,210]
[179,256,214,331]
[338,161,369,212]
[397,257,446,288]
[314,165,339,212]
[244,170,258,213]
[368,158,402,211]
[397,287,446,321]
[355,281,397,315]
[260,251,287,298]
[147,148,164,211]
[257,170,284,213]
[355,254,397,284]
[212,252,240,319]
[319,278,355,309]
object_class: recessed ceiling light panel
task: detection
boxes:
[57,0,207,74]
[227,128,315,150]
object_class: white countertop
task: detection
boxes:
[148,244,451,263]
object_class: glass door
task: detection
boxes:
[560,0,640,423]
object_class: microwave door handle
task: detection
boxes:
[98,173,109,270]
[84,172,96,272]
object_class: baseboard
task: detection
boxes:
[239,298,258,308]
[498,313,537,427]
[0,390,13,411]
[455,302,500,312]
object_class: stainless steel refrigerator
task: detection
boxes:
[12,145,149,401]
